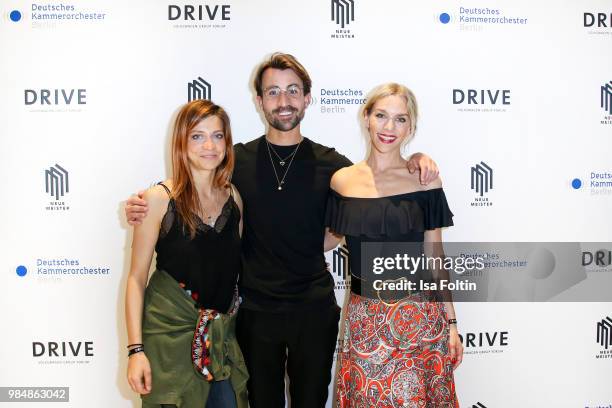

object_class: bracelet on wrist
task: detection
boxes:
[127,343,143,349]
[128,346,144,357]
[448,318,457,325]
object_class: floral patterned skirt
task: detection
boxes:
[335,293,458,408]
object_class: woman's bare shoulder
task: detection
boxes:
[331,162,370,193]
[143,180,172,210]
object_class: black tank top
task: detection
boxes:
[155,183,242,313]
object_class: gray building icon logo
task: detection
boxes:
[332,243,350,280]
[471,161,493,197]
[188,77,211,102]
[601,81,612,115]
[597,316,612,349]
[331,0,354,29]
[45,164,69,200]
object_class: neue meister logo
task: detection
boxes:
[331,0,354,28]
[188,77,211,102]
[45,164,69,200]
[471,162,493,197]
[597,316,612,350]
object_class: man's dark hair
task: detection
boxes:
[253,52,312,97]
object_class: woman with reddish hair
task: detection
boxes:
[125,99,248,408]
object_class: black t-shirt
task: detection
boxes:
[232,136,352,311]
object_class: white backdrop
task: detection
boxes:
[1,0,611,407]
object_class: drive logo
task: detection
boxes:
[584,12,612,28]
[45,164,69,200]
[583,11,612,37]
[24,89,86,105]
[33,341,94,357]
[168,4,230,21]
[188,77,211,102]
[582,250,612,268]
[459,331,509,355]
[453,89,510,105]
[32,341,94,365]
[331,0,354,28]
[597,316,612,350]
[453,88,510,113]
[459,331,509,347]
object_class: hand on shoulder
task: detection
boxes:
[421,175,442,191]
[401,164,442,193]
[141,181,172,219]
[144,182,169,201]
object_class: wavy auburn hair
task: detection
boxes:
[171,99,234,238]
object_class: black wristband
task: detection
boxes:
[128,346,144,357]
[127,343,143,349]
[448,318,457,325]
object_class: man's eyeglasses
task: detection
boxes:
[263,85,303,99]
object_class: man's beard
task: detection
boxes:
[264,105,305,132]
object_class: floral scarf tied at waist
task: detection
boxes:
[191,289,241,381]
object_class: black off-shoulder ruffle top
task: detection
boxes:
[325,188,454,285]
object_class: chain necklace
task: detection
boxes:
[200,209,217,227]
[199,188,226,227]
[265,138,302,191]
[267,143,297,166]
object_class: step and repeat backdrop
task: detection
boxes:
[1,0,611,407]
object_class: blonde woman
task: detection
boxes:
[326,83,462,407]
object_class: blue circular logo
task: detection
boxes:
[571,178,582,189]
[439,13,451,24]
[16,265,27,277]
[9,10,22,22]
